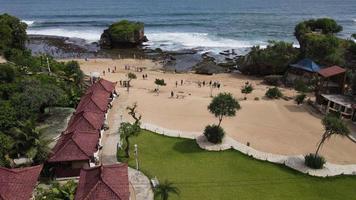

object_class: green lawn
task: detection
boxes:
[126,130,356,200]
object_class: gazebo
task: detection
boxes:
[286,58,321,84]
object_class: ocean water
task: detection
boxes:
[1,0,356,53]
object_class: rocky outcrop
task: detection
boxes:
[100,20,148,48]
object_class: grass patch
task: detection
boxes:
[126,130,356,200]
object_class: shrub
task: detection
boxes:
[265,87,283,99]
[294,79,310,93]
[304,153,325,169]
[263,75,283,86]
[203,124,225,144]
[254,97,260,101]
[295,93,306,105]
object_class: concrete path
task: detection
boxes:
[100,95,154,200]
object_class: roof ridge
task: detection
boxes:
[0,165,42,174]
[100,172,123,199]
[72,135,95,157]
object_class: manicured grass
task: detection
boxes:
[127,130,356,200]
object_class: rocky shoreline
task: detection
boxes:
[27,34,243,74]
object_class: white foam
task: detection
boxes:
[145,32,262,52]
[22,20,35,26]
[27,28,101,42]
[353,19,356,23]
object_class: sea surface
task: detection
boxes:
[1,0,356,54]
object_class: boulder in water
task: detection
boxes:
[100,20,148,48]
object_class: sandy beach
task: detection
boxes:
[0,56,6,63]
[72,58,356,164]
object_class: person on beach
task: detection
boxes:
[108,68,110,73]
[103,70,105,76]
[181,80,183,85]
[142,74,145,79]
[175,81,178,87]
[171,91,174,98]
[119,80,122,86]
[203,81,205,86]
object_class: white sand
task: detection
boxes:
[0,56,6,63]
[72,58,356,164]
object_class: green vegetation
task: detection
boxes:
[118,103,142,161]
[265,87,283,99]
[125,131,356,200]
[203,124,225,144]
[241,81,254,99]
[0,14,85,167]
[154,180,180,200]
[127,72,137,92]
[208,93,240,127]
[101,20,145,48]
[109,20,143,42]
[304,153,326,169]
[35,180,77,200]
[305,114,350,169]
[295,93,306,105]
[0,14,27,54]
[154,78,166,94]
[238,41,298,75]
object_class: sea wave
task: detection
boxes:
[22,20,35,26]
[145,32,265,52]
[27,28,102,42]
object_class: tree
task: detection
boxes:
[315,114,349,157]
[119,122,141,158]
[118,103,142,158]
[294,18,344,65]
[154,180,180,200]
[238,41,298,75]
[352,34,356,40]
[35,180,77,200]
[0,13,28,53]
[154,78,166,95]
[208,93,240,127]
[127,72,137,92]
[8,121,52,164]
[241,81,253,99]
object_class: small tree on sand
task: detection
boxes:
[305,114,349,169]
[127,72,137,92]
[154,180,180,200]
[118,103,141,158]
[241,81,254,100]
[154,78,166,95]
[208,93,240,127]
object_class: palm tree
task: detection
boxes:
[315,114,350,157]
[154,180,180,200]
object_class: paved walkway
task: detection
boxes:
[142,122,356,177]
[100,95,154,200]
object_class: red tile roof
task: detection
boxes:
[76,91,111,113]
[66,111,105,133]
[0,165,42,200]
[318,66,346,78]
[48,130,99,163]
[87,79,117,94]
[75,164,129,200]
